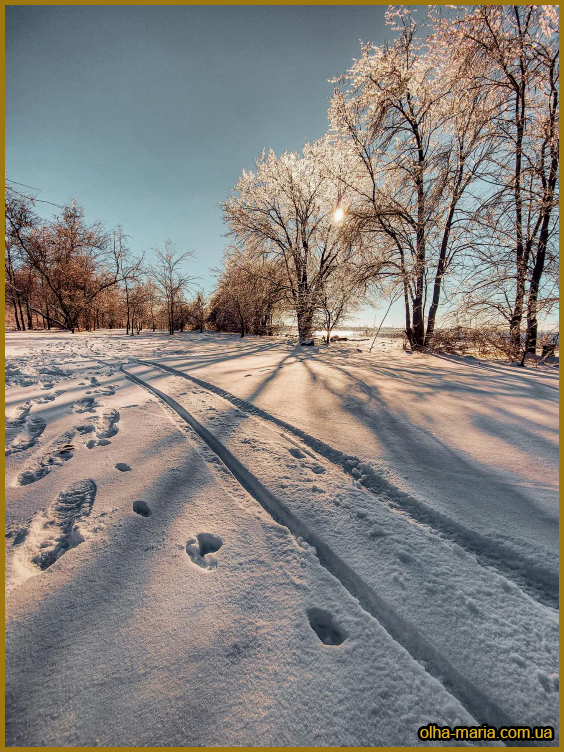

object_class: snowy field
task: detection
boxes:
[5,329,559,746]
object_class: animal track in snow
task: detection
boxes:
[307,607,347,646]
[29,480,97,571]
[17,431,75,486]
[186,533,223,569]
[132,500,152,517]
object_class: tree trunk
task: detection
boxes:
[525,134,558,353]
[426,202,457,341]
[411,156,426,349]
[17,297,26,331]
[11,295,22,330]
[509,80,527,352]
[296,303,314,341]
[25,300,33,330]
[525,217,550,354]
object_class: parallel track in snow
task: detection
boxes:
[134,358,558,610]
[121,364,533,743]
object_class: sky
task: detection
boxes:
[6,4,413,326]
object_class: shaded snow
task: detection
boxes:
[4,330,558,746]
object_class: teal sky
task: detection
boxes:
[6,4,411,325]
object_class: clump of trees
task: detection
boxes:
[6,6,558,360]
[5,184,203,335]
[208,249,286,337]
[216,5,558,357]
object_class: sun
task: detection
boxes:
[334,207,345,222]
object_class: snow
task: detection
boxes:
[5,330,558,746]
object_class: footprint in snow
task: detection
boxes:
[5,524,29,546]
[186,533,223,570]
[288,447,305,459]
[132,500,152,517]
[12,480,97,574]
[307,607,347,646]
[17,431,76,486]
[32,389,64,405]
[5,404,46,456]
[73,396,99,414]
[84,409,120,449]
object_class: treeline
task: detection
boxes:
[5,6,558,359]
[5,188,206,336]
[216,5,559,356]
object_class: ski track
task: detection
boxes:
[120,364,549,744]
[5,339,556,745]
[135,358,558,609]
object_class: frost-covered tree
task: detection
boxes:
[433,4,559,354]
[328,7,497,349]
[222,143,358,341]
[209,249,285,337]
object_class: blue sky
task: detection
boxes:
[7,4,411,325]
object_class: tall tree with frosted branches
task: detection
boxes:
[328,6,498,349]
[222,142,359,341]
[433,4,559,354]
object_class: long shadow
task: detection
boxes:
[153,343,559,577]
[5,448,225,746]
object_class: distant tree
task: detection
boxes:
[152,241,195,335]
[209,249,285,337]
[317,263,364,344]
[6,189,120,332]
[186,291,207,332]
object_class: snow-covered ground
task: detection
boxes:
[5,330,559,746]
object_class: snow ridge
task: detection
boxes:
[121,365,526,736]
[136,359,558,609]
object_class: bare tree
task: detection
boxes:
[152,241,195,335]
[6,188,121,332]
[112,227,145,335]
